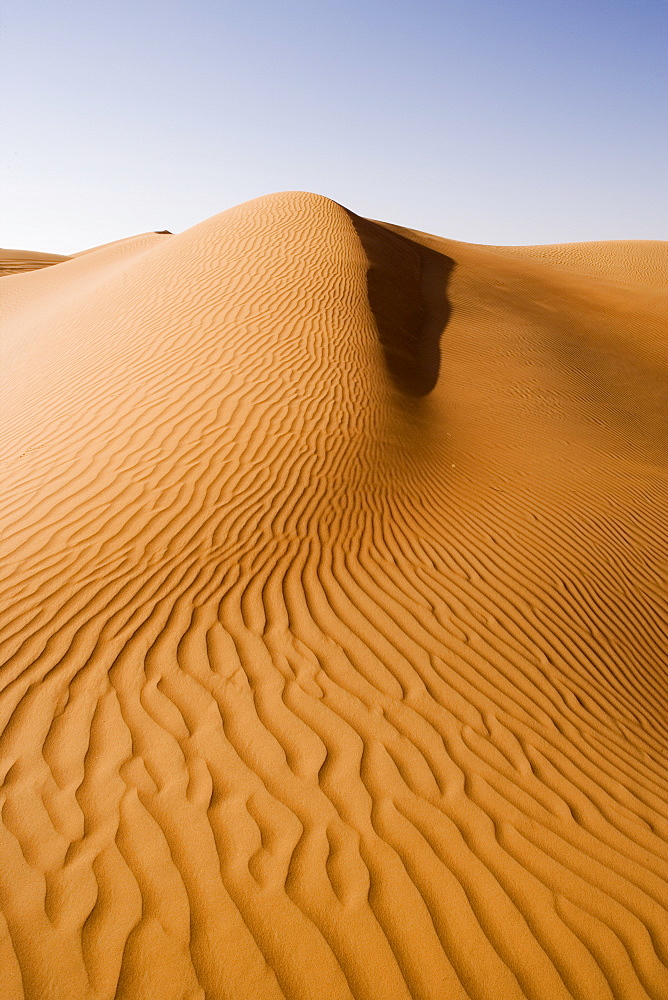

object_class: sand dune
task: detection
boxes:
[1,191,667,1000]
[0,248,71,277]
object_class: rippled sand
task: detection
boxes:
[1,192,667,999]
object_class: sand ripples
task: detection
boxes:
[1,192,667,999]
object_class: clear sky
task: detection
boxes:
[2,0,666,252]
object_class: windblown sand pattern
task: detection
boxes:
[1,192,667,1000]
[0,249,71,278]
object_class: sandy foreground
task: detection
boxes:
[1,192,667,1000]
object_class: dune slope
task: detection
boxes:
[1,192,667,1000]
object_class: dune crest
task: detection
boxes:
[1,191,667,1000]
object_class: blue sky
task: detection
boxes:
[2,0,666,252]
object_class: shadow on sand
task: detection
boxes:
[346,211,454,396]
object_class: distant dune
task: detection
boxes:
[1,192,667,1000]
[0,248,71,277]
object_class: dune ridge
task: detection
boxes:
[1,192,667,999]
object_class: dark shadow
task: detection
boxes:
[155,230,173,235]
[345,211,454,396]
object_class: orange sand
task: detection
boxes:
[1,192,667,1000]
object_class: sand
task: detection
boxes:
[1,191,667,1000]
[0,249,71,278]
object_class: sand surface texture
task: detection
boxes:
[1,192,667,1000]
[0,249,71,278]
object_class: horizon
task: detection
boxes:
[2,0,667,254]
